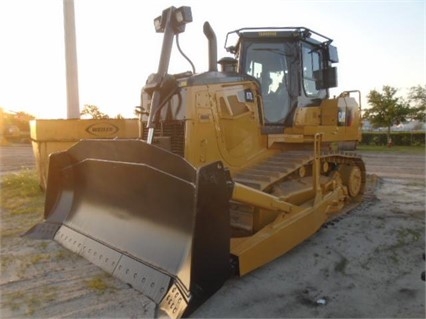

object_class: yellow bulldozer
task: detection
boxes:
[26,6,365,318]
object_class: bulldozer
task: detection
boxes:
[26,6,366,318]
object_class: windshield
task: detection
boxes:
[243,42,296,124]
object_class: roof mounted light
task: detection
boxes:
[153,6,192,34]
[154,15,164,33]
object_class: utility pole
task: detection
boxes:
[63,0,80,119]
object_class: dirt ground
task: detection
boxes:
[0,145,425,318]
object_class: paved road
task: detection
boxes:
[1,144,424,180]
[0,144,35,176]
[361,152,425,180]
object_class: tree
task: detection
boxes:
[407,85,426,122]
[0,108,35,131]
[364,85,411,146]
[80,104,109,119]
[13,111,35,131]
[0,108,34,143]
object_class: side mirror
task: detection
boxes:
[328,45,339,63]
[314,67,338,89]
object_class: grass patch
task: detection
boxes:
[357,145,425,154]
[1,254,14,270]
[396,227,422,245]
[85,275,109,294]
[2,286,58,315]
[372,226,424,265]
[0,169,45,237]
[0,169,44,214]
[54,247,78,261]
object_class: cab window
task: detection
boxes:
[302,45,322,97]
[244,42,291,124]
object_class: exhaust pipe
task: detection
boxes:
[203,22,217,72]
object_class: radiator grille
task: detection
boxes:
[142,121,186,157]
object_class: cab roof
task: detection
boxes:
[224,27,333,54]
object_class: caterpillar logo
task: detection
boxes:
[85,122,119,136]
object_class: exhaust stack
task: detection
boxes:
[203,22,218,72]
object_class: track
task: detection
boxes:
[230,149,367,239]
[234,149,366,196]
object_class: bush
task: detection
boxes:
[361,132,425,146]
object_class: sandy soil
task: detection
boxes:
[0,145,425,318]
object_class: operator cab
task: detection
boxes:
[225,28,338,128]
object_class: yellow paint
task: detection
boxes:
[30,118,138,189]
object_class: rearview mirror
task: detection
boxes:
[314,67,338,89]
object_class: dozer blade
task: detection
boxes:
[25,139,233,318]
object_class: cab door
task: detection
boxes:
[212,83,265,168]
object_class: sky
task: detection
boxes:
[0,0,425,119]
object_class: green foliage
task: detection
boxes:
[11,111,35,130]
[80,104,110,119]
[0,170,44,214]
[85,275,110,294]
[0,170,44,238]
[1,108,35,131]
[1,108,34,142]
[79,105,134,119]
[3,286,57,315]
[407,85,426,122]
[357,144,425,154]
[360,132,425,147]
[364,86,412,131]
[363,85,425,146]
